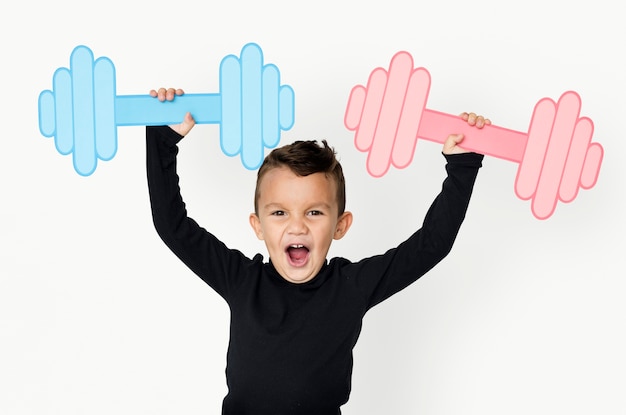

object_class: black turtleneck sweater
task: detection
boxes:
[146,125,483,414]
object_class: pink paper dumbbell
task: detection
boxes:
[344,51,603,220]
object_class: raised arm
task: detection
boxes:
[349,118,488,310]
[145,89,253,299]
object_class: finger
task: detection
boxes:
[170,112,196,137]
[448,132,464,145]
[180,112,196,135]
[165,88,177,101]
[476,116,493,129]
[157,87,167,102]
[166,88,185,101]
[442,133,466,155]
[466,112,477,126]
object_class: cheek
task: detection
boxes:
[262,224,282,244]
[317,226,337,244]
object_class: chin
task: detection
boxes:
[284,272,315,284]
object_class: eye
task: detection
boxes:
[271,210,286,216]
[308,210,323,216]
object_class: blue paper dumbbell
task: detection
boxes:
[38,43,295,176]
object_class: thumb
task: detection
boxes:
[170,112,196,137]
[442,133,467,155]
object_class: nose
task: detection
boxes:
[287,215,307,235]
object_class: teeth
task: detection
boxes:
[290,244,304,249]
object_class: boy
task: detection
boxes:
[147,87,490,414]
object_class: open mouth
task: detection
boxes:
[286,244,309,266]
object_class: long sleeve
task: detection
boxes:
[346,151,484,309]
[146,126,255,299]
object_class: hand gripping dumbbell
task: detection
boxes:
[344,51,603,220]
[38,43,295,176]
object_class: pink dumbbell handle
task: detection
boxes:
[416,109,527,162]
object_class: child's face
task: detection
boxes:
[249,166,352,284]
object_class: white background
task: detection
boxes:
[1,0,624,414]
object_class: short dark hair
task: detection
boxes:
[254,140,346,216]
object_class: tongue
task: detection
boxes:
[288,247,308,263]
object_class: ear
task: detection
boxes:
[333,211,353,240]
[249,213,264,240]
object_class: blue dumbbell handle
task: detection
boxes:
[115,94,221,125]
